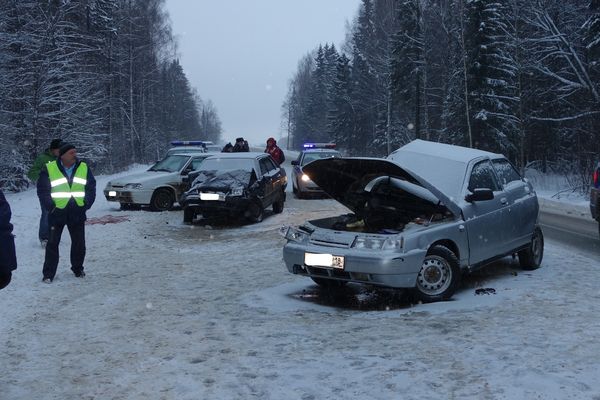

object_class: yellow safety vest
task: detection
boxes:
[46,161,88,209]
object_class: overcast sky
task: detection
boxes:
[165,1,361,146]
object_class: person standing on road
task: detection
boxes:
[0,189,17,290]
[264,137,285,165]
[37,143,96,283]
[27,138,63,247]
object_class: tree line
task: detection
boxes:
[0,0,222,191]
[283,0,600,187]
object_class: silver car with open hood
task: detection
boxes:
[281,139,543,302]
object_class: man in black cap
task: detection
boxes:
[232,137,249,152]
[37,143,96,283]
[27,138,63,246]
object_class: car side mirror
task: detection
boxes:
[465,188,494,202]
[291,160,298,166]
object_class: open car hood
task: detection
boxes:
[191,169,253,191]
[302,157,462,217]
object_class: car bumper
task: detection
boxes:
[104,189,153,205]
[182,194,254,216]
[282,241,426,288]
[297,178,325,194]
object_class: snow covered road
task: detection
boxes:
[1,171,600,399]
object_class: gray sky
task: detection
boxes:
[165,0,361,146]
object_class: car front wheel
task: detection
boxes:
[414,245,460,302]
[246,200,264,223]
[150,189,174,211]
[272,191,285,214]
[183,207,195,224]
[518,227,544,270]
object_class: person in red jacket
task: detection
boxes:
[264,137,285,165]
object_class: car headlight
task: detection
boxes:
[301,174,311,182]
[279,226,309,243]
[124,183,143,190]
[352,236,403,250]
[229,186,244,196]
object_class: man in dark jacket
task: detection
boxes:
[0,189,17,290]
[27,138,63,246]
[232,137,249,152]
[37,143,96,283]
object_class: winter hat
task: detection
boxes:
[50,138,63,150]
[59,143,76,157]
[236,137,244,142]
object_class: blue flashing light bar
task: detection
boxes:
[303,142,336,149]
[171,140,207,147]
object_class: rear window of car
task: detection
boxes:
[200,158,255,172]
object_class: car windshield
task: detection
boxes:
[301,151,340,166]
[149,155,190,172]
[199,158,255,173]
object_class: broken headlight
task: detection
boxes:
[229,186,244,196]
[279,226,309,243]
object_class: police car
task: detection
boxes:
[104,152,212,211]
[165,140,210,156]
[291,143,341,198]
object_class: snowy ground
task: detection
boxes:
[1,162,599,400]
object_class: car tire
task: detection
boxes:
[413,245,460,302]
[272,191,285,214]
[311,277,347,288]
[247,200,264,223]
[183,207,195,224]
[150,189,174,211]
[295,180,304,199]
[120,203,130,210]
[518,227,544,270]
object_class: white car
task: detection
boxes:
[104,152,212,211]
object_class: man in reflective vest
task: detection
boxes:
[37,143,96,283]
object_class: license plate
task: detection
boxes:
[200,193,223,201]
[108,191,117,197]
[304,253,344,269]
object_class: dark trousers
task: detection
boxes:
[38,199,49,241]
[42,221,86,280]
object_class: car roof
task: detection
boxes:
[302,148,340,154]
[388,139,504,202]
[204,152,269,160]
[165,152,212,158]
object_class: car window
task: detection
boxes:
[190,156,208,170]
[492,159,521,186]
[262,157,278,172]
[468,160,500,192]
[259,158,271,175]
[149,155,190,172]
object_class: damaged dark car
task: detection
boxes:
[180,152,287,223]
[281,139,544,302]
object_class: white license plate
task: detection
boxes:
[200,193,223,201]
[304,253,344,269]
[108,191,117,197]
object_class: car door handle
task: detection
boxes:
[500,197,508,205]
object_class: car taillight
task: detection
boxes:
[594,168,600,188]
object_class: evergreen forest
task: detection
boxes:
[0,0,222,190]
[283,0,600,190]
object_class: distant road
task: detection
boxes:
[539,208,600,256]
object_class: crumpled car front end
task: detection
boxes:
[281,156,461,290]
[181,169,260,220]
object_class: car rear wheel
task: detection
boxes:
[311,277,347,288]
[150,189,174,211]
[414,245,460,302]
[518,227,544,270]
